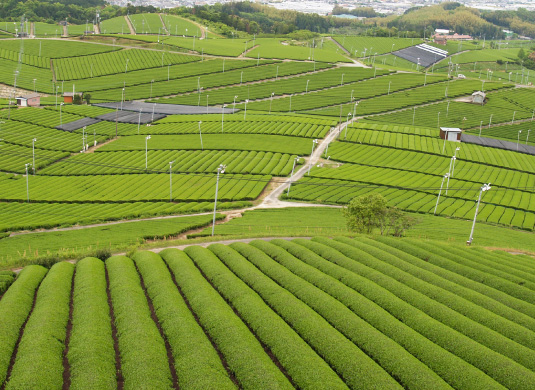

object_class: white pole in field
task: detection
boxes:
[517,130,522,150]
[289,94,292,112]
[32,138,37,174]
[60,103,64,125]
[197,87,203,106]
[145,135,151,169]
[345,113,352,139]
[269,92,274,114]
[221,104,226,133]
[25,163,30,202]
[212,164,226,236]
[244,99,249,120]
[488,114,493,129]
[307,139,318,175]
[434,173,449,215]
[306,79,310,94]
[82,126,86,151]
[451,147,460,176]
[198,121,203,150]
[138,109,142,134]
[479,121,483,137]
[511,111,516,125]
[445,156,455,194]
[527,129,531,144]
[169,160,175,202]
[286,156,300,196]
[467,183,491,245]
[233,95,237,111]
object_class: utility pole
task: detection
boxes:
[467,183,491,245]
[212,164,226,236]
[169,160,175,202]
[434,173,449,215]
[286,156,300,196]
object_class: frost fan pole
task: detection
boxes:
[212,164,226,236]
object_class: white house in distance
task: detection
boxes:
[440,127,462,142]
[16,93,40,107]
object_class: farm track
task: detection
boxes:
[124,16,136,35]
[238,44,259,58]
[158,14,170,36]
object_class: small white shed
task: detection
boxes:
[440,127,462,142]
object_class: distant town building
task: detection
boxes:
[16,93,40,107]
[435,29,450,35]
[63,92,83,104]
[440,127,462,142]
[472,91,486,105]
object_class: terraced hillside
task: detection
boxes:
[1,237,535,389]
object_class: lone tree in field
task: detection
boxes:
[343,193,416,236]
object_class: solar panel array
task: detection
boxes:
[393,44,448,67]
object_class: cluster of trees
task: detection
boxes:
[0,0,159,25]
[387,3,504,39]
[482,8,535,38]
[343,194,417,237]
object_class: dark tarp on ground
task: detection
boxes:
[462,133,535,155]
[55,117,101,132]
[94,101,239,115]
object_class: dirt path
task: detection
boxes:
[124,15,136,35]
[260,121,347,208]
[184,17,206,39]
[158,14,170,36]
[238,44,259,58]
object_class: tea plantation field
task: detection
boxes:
[0,30,533,255]
[2,237,535,389]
